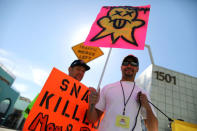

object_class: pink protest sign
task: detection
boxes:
[84,5,150,50]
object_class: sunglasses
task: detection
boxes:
[122,61,138,66]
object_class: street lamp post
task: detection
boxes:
[145,44,155,65]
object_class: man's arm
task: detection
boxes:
[87,87,103,123]
[144,105,158,131]
[87,105,103,123]
[138,92,158,131]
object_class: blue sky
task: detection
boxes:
[0,0,197,100]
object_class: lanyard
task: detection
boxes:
[120,81,135,115]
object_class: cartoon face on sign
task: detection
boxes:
[109,7,138,29]
[91,7,145,46]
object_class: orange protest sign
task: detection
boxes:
[72,42,104,63]
[23,68,100,131]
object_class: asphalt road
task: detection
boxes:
[0,127,18,131]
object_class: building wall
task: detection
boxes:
[0,64,15,88]
[9,97,31,129]
[0,65,19,125]
[14,97,31,111]
[136,64,197,131]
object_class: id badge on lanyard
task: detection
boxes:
[115,115,130,128]
[115,81,135,129]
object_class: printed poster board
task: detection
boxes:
[84,5,151,50]
[72,42,103,63]
[23,68,100,131]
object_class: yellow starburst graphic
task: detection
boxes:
[91,7,145,46]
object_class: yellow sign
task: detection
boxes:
[172,120,197,131]
[72,42,104,63]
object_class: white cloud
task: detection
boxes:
[71,25,91,44]
[0,49,51,100]
[0,56,33,82]
[0,48,49,87]
[0,49,10,56]
[0,57,13,65]
[13,83,28,93]
[31,68,49,87]
[0,49,15,72]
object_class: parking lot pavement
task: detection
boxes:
[0,127,18,131]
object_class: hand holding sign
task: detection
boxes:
[89,87,100,106]
[137,91,149,109]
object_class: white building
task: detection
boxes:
[4,96,31,130]
[14,96,31,129]
[136,64,197,131]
